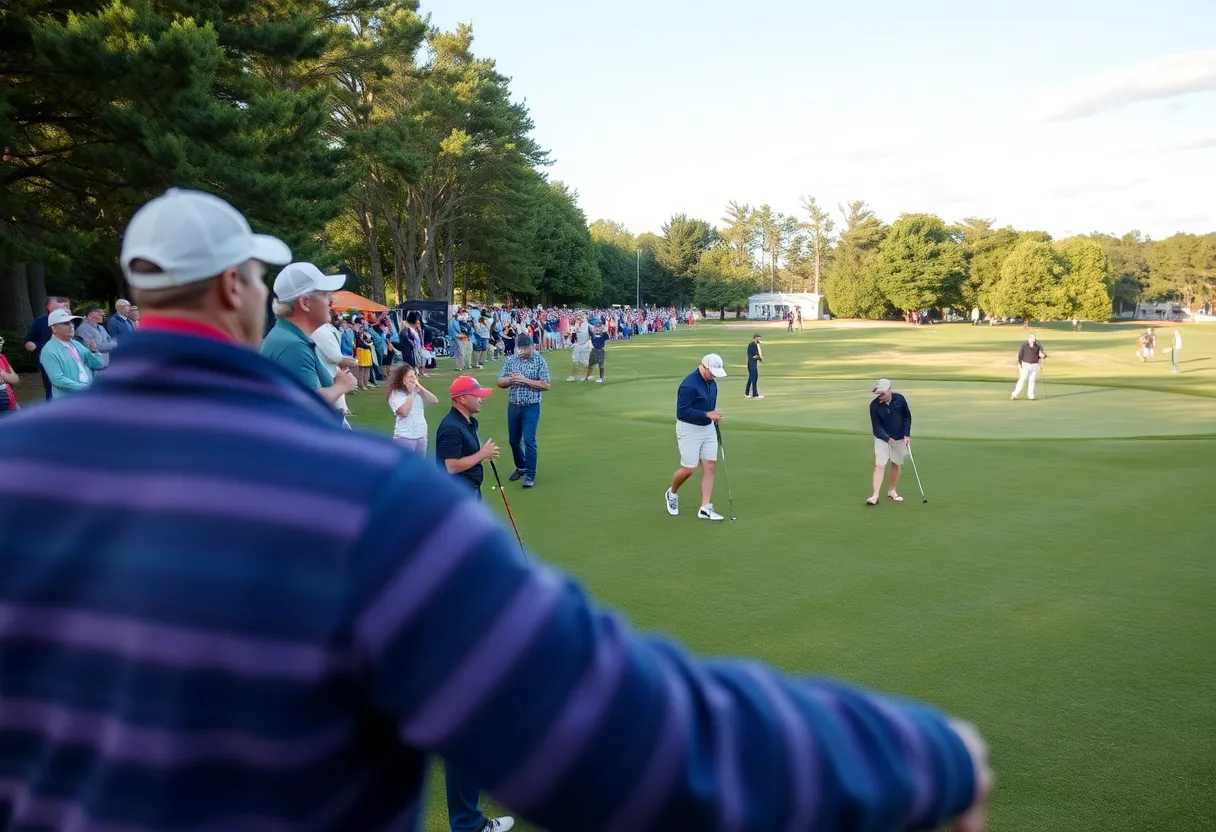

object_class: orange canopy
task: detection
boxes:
[331,290,388,312]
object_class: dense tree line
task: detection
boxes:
[590,201,1216,321]
[3,0,1212,332]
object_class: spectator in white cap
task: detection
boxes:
[262,262,358,407]
[39,308,104,398]
[867,378,912,505]
[665,353,726,520]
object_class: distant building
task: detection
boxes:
[1132,301,1185,321]
[747,292,824,321]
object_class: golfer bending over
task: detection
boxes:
[868,377,912,505]
[666,353,727,520]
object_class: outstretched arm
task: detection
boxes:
[353,465,986,832]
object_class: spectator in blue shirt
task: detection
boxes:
[106,298,137,341]
[0,189,992,832]
[23,295,69,399]
[867,377,913,505]
[583,317,609,383]
[262,262,357,408]
[496,333,551,488]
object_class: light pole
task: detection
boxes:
[636,248,641,309]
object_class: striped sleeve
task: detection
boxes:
[350,464,976,831]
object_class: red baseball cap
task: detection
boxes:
[449,376,493,399]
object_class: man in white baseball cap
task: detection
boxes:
[867,378,913,505]
[665,353,727,520]
[261,262,356,406]
[39,308,104,398]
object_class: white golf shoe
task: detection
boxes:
[698,504,724,521]
[483,818,514,832]
[664,488,679,516]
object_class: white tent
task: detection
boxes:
[747,292,823,321]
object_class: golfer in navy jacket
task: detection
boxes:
[665,353,728,521]
[0,190,993,832]
[868,377,913,505]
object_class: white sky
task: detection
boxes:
[430,0,1216,240]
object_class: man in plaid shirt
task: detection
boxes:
[496,333,551,488]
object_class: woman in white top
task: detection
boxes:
[386,364,438,453]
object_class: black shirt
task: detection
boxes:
[1018,343,1045,364]
[747,341,761,364]
[436,406,483,491]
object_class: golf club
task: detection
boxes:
[906,445,929,504]
[714,422,738,521]
[1038,359,1047,399]
[488,459,528,558]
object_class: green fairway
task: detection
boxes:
[346,320,1216,832]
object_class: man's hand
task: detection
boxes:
[949,719,992,832]
[24,342,36,353]
[905,437,911,447]
[338,356,358,369]
[479,438,500,461]
[706,410,723,422]
[334,369,358,394]
[86,338,98,352]
[888,438,896,447]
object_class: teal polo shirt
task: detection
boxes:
[260,319,333,391]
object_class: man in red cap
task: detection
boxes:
[433,374,514,832]
[435,375,500,499]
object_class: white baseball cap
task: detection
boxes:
[48,309,82,327]
[273,262,346,303]
[120,188,292,290]
[701,353,727,378]
[873,378,892,393]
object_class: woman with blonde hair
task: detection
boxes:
[387,364,438,453]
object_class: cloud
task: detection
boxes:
[1173,132,1216,151]
[1034,51,1216,122]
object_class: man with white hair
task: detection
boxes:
[665,354,727,521]
[39,308,104,398]
[261,262,357,407]
[1011,332,1046,400]
[0,189,992,832]
[107,299,137,340]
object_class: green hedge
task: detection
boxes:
[0,331,39,373]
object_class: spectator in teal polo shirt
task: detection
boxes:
[261,262,357,407]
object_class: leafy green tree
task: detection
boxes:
[799,196,835,294]
[874,214,965,317]
[693,244,757,317]
[590,220,638,306]
[1054,237,1113,321]
[955,218,1018,314]
[1090,231,1149,315]
[530,181,599,306]
[822,201,890,319]
[989,239,1066,322]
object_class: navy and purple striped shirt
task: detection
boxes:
[0,320,977,831]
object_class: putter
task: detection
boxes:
[488,460,528,558]
[906,446,929,504]
[714,422,738,521]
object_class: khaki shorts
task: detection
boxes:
[875,437,908,467]
[677,421,718,469]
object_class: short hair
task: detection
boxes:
[129,259,256,310]
[115,298,131,310]
[84,305,103,316]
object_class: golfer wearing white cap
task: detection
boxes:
[867,378,912,505]
[262,262,357,406]
[666,354,727,520]
[39,308,104,398]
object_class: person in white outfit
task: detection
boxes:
[1171,329,1182,373]
[311,313,357,413]
[1011,332,1046,400]
[387,364,438,454]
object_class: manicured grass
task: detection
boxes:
[354,320,1216,831]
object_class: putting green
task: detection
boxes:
[345,320,1216,832]
[604,376,1216,439]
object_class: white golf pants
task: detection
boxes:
[1012,362,1039,399]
